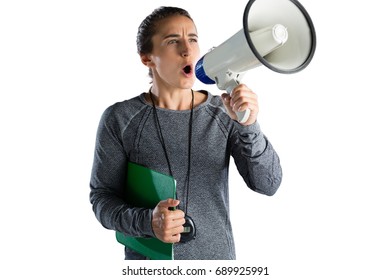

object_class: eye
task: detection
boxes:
[189,38,198,43]
[168,39,179,45]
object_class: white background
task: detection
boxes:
[1,0,389,279]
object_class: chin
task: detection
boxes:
[179,79,195,90]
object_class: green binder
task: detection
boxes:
[116,162,176,260]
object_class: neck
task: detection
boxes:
[148,87,193,111]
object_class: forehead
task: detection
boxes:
[154,15,197,38]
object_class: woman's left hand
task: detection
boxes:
[221,84,259,126]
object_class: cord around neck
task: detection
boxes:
[149,88,194,215]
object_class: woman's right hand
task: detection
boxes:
[152,199,186,243]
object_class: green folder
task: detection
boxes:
[116,162,176,260]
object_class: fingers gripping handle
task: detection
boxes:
[225,79,251,123]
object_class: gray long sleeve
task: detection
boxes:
[89,91,282,260]
[230,121,282,195]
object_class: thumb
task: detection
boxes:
[221,93,231,104]
[157,198,180,209]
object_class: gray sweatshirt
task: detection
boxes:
[89,91,282,260]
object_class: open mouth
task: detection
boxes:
[183,65,192,75]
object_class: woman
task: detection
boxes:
[89,6,282,260]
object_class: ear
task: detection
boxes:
[140,53,154,67]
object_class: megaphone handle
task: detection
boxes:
[235,108,251,124]
[225,80,251,124]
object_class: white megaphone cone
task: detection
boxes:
[195,0,316,123]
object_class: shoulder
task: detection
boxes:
[195,90,224,109]
[200,90,230,120]
[99,94,148,127]
[196,90,236,136]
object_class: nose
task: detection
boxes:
[181,49,190,57]
[181,41,191,57]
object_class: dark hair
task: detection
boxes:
[136,6,194,78]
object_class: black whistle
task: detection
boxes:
[180,215,196,243]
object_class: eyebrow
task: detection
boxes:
[163,33,198,40]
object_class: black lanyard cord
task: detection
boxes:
[149,88,194,215]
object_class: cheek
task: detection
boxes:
[152,56,169,72]
[154,58,179,80]
[152,50,174,69]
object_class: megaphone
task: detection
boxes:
[195,0,316,123]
